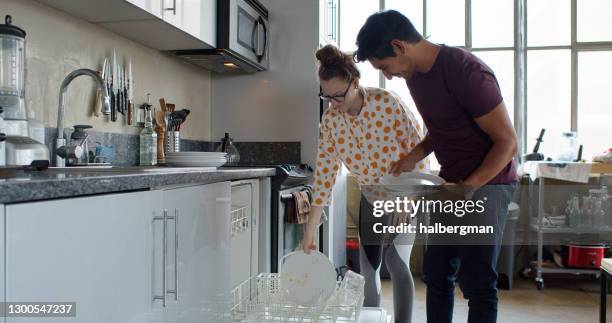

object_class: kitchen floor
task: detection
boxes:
[381,275,609,323]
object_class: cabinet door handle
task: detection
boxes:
[153,209,168,307]
[165,0,177,15]
[166,209,179,301]
[250,16,267,63]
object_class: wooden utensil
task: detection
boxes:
[155,110,166,129]
[159,98,168,112]
[156,125,165,163]
[154,110,166,162]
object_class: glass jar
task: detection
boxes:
[556,132,578,161]
[566,195,580,228]
[580,196,593,228]
[0,15,26,120]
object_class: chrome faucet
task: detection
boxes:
[55,69,111,167]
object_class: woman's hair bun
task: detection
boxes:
[316,44,346,67]
[315,44,361,81]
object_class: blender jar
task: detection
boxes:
[0,15,26,120]
[556,132,578,162]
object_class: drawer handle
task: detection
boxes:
[165,0,177,15]
[166,209,179,301]
[152,209,168,307]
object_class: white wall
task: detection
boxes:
[2,0,212,140]
[211,0,320,166]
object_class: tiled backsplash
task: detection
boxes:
[44,128,301,166]
[213,142,301,165]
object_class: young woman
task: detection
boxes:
[301,44,427,323]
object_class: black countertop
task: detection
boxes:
[0,166,276,204]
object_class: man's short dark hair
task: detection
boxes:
[355,10,422,62]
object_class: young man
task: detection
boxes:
[354,10,518,323]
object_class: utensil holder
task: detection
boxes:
[166,131,180,153]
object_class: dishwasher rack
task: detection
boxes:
[231,273,364,323]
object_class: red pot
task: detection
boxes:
[567,244,606,269]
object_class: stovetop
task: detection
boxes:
[225,163,313,188]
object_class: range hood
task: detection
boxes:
[174,48,263,74]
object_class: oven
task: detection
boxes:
[268,164,326,273]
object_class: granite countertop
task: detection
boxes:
[0,166,276,204]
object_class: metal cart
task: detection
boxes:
[526,162,612,290]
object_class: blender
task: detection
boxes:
[0,15,49,166]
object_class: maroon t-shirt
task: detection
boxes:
[407,45,517,184]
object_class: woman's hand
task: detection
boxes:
[389,152,420,176]
[301,224,318,253]
[300,206,324,254]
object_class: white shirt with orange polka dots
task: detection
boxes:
[312,87,428,206]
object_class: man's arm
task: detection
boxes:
[463,101,518,189]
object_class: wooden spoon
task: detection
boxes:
[159,98,168,112]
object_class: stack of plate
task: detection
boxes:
[165,152,227,167]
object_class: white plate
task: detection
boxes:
[166,152,227,157]
[165,160,226,167]
[280,250,337,306]
[165,156,227,161]
[380,172,444,187]
[165,155,227,159]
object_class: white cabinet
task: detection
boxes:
[161,0,217,47]
[38,0,216,51]
[4,190,163,323]
[161,182,232,322]
[126,0,163,18]
[2,181,234,323]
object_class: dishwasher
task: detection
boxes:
[231,273,391,322]
[230,179,261,290]
[230,178,390,322]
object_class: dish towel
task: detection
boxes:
[520,161,593,183]
[292,191,311,224]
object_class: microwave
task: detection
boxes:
[174,0,269,73]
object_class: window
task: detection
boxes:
[577,0,612,42]
[338,0,379,87]
[526,50,571,153]
[472,0,513,48]
[473,51,515,123]
[577,52,612,158]
[527,0,571,46]
[426,0,465,46]
[525,0,612,158]
[325,0,612,161]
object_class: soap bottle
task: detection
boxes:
[139,106,157,166]
[216,132,240,165]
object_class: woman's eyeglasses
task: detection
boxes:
[319,79,353,103]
